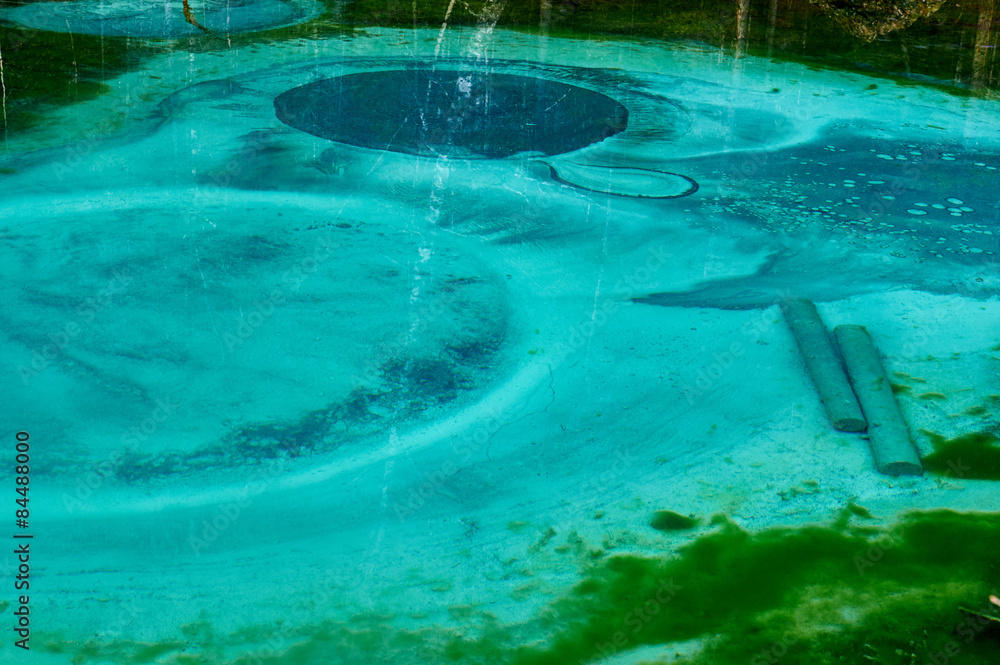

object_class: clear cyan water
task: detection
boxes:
[1,1,999,663]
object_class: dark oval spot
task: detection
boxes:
[274,69,629,159]
[649,510,701,532]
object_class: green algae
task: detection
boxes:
[507,520,531,533]
[42,509,1000,665]
[52,637,189,665]
[0,3,353,136]
[649,510,701,531]
[921,430,1000,480]
[0,25,142,132]
[847,501,874,519]
[831,501,876,530]
[498,510,998,664]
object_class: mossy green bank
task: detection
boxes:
[28,509,1000,665]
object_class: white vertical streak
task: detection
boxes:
[0,40,7,145]
[434,0,458,58]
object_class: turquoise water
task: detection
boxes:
[1,2,999,664]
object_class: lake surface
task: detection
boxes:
[1,2,999,664]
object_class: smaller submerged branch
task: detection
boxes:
[958,595,1000,624]
[182,0,212,34]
